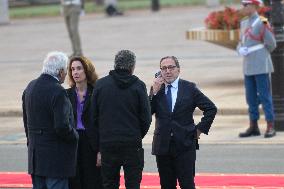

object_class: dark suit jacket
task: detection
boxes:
[22,74,78,178]
[66,85,99,152]
[151,79,217,155]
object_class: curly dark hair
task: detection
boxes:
[114,50,136,71]
[68,56,98,87]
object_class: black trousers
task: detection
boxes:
[101,143,144,189]
[156,139,196,189]
[69,130,102,189]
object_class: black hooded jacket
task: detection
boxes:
[93,69,152,148]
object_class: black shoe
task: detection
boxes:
[264,128,276,138]
[239,127,261,137]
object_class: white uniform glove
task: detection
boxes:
[238,47,249,56]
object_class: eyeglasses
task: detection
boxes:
[242,3,250,7]
[160,65,177,71]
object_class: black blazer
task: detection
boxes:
[66,84,99,152]
[151,79,217,155]
[22,74,78,178]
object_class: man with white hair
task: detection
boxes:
[237,0,277,138]
[22,51,79,189]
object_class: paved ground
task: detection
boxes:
[0,5,283,145]
[0,5,244,112]
[1,115,284,145]
[1,6,284,189]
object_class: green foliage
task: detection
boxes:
[10,4,60,18]
[9,0,232,19]
[161,0,205,6]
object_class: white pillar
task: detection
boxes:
[206,0,220,7]
[0,0,9,25]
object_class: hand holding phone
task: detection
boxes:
[152,71,164,95]
[155,71,161,78]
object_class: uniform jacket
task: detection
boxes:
[237,12,276,76]
[66,84,99,152]
[151,79,217,155]
[93,69,152,148]
[22,74,78,178]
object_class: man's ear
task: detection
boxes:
[59,68,65,76]
[57,69,62,77]
[130,66,135,75]
[58,69,66,80]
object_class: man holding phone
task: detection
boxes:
[149,56,217,189]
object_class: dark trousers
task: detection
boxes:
[69,130,102,189]
[101,143,144,189]
[156,140,196,189]
[32,175,68,189]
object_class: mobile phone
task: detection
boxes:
[155,71,161,78]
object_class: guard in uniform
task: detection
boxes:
[61,0,83,56]
[237,0,277,138]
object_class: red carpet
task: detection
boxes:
[0,172,284,189]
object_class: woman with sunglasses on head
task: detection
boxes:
[66,56,102,189]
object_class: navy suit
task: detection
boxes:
[151,79,217,189]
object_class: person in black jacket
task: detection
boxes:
[66,56,102,189]
[92,50,152,189]
[150,56,217,189]
[22,51,79,189]
[104,0,123,16]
